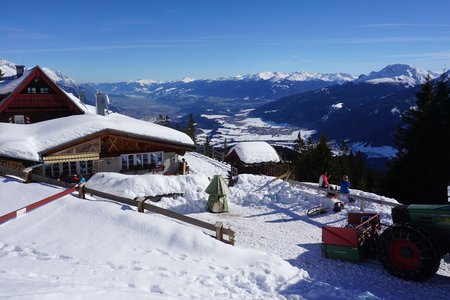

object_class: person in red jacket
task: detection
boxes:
[319,171,330,188]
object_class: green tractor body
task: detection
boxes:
[378,204,450,281]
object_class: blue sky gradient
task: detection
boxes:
[1,0,449,82]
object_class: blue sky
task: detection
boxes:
[1,0,449,82]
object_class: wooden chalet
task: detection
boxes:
[224,141,283,177]
[0,65,195,179]
[0,115,195,179]
[0,65,84,124]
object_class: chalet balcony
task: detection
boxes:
[8,94,66,109]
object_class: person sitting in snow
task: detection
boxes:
[340,175,355,203]
[319,171,330,189]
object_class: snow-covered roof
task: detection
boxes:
[0,66,87,113]
[61,89,89,113]
[0,69,33,95]
[227,141,281,164]
[0,112,194,162]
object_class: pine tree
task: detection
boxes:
[0,68,4,80]
[204,134,211,147]
[384,74,450,204]
[352,151,367,190]
[184,113,197,144]
[294,134,333,183]
[313,135,333,173]
[223,138,228,152]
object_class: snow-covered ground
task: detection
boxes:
[1,152,449,299]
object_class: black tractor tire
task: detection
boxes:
[377,223,441,281]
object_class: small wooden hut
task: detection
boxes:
[224,141,282,176]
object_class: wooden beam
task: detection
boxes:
[107,136,119,153]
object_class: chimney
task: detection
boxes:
[79,93,86,104]
[15,65,25,78]
[95,92,109,116]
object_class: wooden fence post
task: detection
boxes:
[77,183,86,199]
[229,231,235,245]
[215,222,223,241]
[135,196,147,212]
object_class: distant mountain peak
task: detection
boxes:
[42,67,79,88]
[133,79,159,85]
[179,77,196,83]
[0,58,20,77]
[233,70,356,84]
[356,64,437,86]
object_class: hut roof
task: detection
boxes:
[227,141,281,164]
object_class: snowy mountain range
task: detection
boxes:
[250,65,439,149]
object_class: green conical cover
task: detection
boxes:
[206,175,229,213]
[205,175,229,196]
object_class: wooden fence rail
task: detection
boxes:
[287,180,398,210]
[81,186,235,245]
[0,165,235,245]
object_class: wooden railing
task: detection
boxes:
[194,146,238,176]
[0,164,235,245]
[79,185,235,245]
[198,145,226,162]
[287,180,398,210]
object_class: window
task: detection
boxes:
[79,161,87,174]
[44,160,94,178]
[121,156,127,170]
[61,162,70,178]
[151,152,163,166]
[70,162,77,174]
[136,154,142,166]
[40,87,49,94]
[143,153,149,166]
[120,152,163,170]
[27,87,37,94]
[14,115,25,124]
[87,161,94,173]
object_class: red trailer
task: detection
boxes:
[322,212,381,261]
